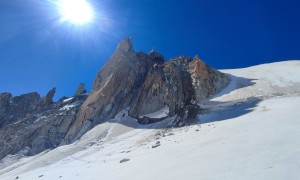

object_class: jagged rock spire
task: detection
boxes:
[115,37,134,55]
[41,87,56,106]
[74,83,86,96]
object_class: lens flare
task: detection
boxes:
[58,0,94,25]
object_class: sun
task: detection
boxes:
[58,0,94,25]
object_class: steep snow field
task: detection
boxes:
[1,60,300,180]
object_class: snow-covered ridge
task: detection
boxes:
[1,60,300,180]
[209,60,300,102]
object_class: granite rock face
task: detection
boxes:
[63,38,165,143]
[63,38,229,143]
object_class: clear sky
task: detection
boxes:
[1,0,300,100]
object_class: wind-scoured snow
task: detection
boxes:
[0,60,300,180]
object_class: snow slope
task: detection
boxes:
[212,60,300,102]
[0,60,300,180]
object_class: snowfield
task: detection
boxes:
[1,60,300,180]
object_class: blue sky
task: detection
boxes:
[0,0,300,100]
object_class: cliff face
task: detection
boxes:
[63,39,229,143]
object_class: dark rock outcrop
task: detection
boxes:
[174,104,201,127]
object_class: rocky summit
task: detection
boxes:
[0,38,229,159]
[62,38,229,143]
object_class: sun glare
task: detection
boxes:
[58,0,94,25]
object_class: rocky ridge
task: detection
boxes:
[62,38,229,143]
[0,85,87,160]
[0,38,229,159]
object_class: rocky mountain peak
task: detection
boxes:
[63,38,229,143]
[193,55,201,61]
[114,37,134,55]
[190,55,209,80]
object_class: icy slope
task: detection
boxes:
[0,60,300,180]
[212,60,300,102]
